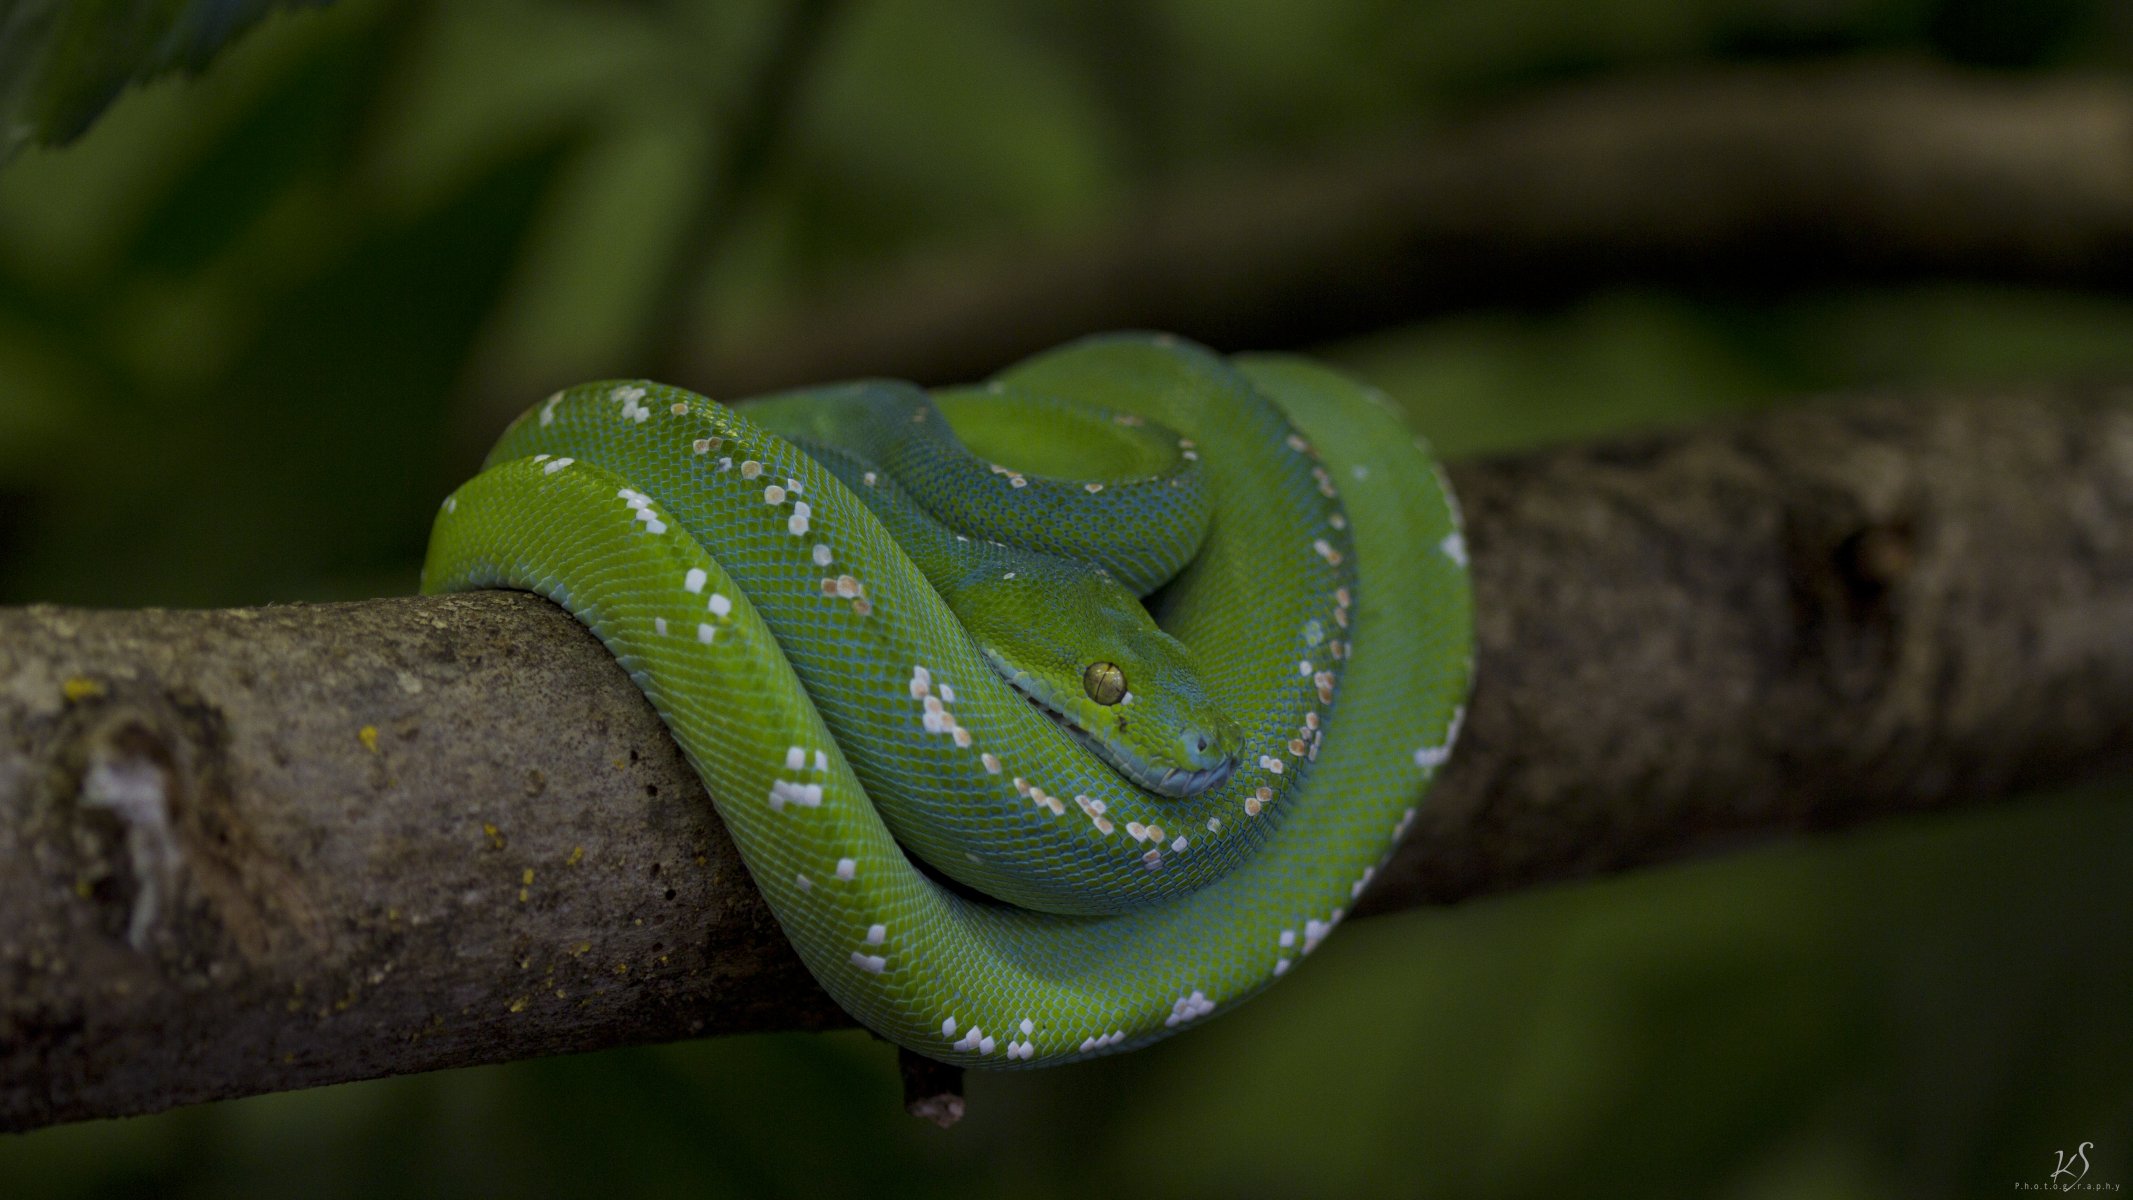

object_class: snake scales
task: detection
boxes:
[423,333,1470,1067]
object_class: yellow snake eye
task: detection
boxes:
[1083,661,1127,706]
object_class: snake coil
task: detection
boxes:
[424,333,1470,1067]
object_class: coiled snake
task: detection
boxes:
[423,333,1470,1067]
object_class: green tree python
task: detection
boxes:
[422,333,1471,1067]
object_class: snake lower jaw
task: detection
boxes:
[1145,758,1236,798]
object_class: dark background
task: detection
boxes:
[0,1,2128,1196]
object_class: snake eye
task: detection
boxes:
[1083,661,1126,706]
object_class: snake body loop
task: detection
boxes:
[423,333,1470,1066]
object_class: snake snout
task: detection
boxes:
[1141,714,1241,797]
[1182,726,1228,770]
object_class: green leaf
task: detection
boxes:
[0,0,333,163]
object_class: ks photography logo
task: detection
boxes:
[2015,1141,2119,1193]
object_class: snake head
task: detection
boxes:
[961,558,1242,798]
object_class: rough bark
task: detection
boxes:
[673,62,2133,397]
[3,389,2130,1131]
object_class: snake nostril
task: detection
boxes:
[1194,734,1209,753]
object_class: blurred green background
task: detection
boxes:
[2,1,2129,1196]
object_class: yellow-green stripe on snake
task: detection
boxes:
[421,333,1470,1067]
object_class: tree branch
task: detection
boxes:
[682,62,2133,395]
[3,388,2130,1131]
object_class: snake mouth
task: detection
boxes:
[1146,757,1236,798]
[982,652,1235,798]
